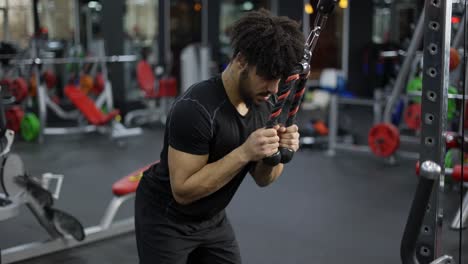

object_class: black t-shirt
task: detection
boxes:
[138,75,272,222]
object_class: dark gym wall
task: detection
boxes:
[278,0,303,24]
[207,1,221,65]
[101,0,127,112]
[347,0,373,97]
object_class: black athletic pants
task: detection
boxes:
[135,188,242,264]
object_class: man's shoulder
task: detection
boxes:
[185,76,222,96]
[176,76,228,115]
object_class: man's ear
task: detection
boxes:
[234,52,248,70]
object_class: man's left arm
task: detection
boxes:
[250,161,284,187]
[250,125,300,187]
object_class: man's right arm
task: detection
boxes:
[169,127,280,205]
[168,146,250,205]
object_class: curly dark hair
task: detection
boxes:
[229,8,305,80]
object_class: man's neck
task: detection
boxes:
[221,65,249,115]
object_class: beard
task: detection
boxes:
[238,68,255,107]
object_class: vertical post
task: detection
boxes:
[373,89,383,124]
[31,0,44,142]
[85,7,93,51]
[346,0,373,97]
[326,94,338,156]
[341,3,349,79]
[201,0,208,46]
[4,0,9,41]
[302,0,310,37]
[207,0,220,67]
[420,0,452,259]
[74,0,80,48]
[32,0,40,36]
[400,0,452,263]
[34,58,45,143]
[158,0,170,74]
[101,0,127,111]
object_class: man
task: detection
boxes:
[135,8,305,264]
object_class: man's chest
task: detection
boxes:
[209,109,268,161]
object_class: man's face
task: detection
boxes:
[238,66,280,106]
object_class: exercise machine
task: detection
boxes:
[401,1,465,263]
[0,84,153,263]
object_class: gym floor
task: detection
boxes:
[2,109,468,264]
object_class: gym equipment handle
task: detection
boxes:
[317,0,338,15]
[263,0,337,166]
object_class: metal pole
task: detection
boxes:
[326,93,338,156]
[302,0,310,37]
[341,2,350,79]
[4,0,9,41]
[373,89,383,124]
[400,0,452,262]
[85,6,93,51]
[32,40,46,144]
[201,0,208,46]
[74,0,81,48]
[32,0,40,36]
[158,0,171,74]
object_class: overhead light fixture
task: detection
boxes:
[339,0,348,9]
[243,1,254,11]
[88,1,98,9]
[304,3,313,14]
[194,3,202,12]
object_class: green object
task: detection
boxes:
[445,148,462,169]
[447,86,457,121]
[445,149,455,168]
[304,91,314,103]
[20,113,40,142]
[407,77,423,103]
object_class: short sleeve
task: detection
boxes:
[168,99,212,155]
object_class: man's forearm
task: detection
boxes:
[251,161,284,187]
[175,148,250,204]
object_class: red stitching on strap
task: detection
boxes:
[294,88,306,100]
[278,90,291,100]
[288,106,300,117]
[270,109,282,118]
[286,74,300,83]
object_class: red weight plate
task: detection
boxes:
[10,78,29,103]
[404,103,421,130]
[368,123,400,157]
[6,106,24,133]
[43,70,57,89]
[450,47,460,71]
